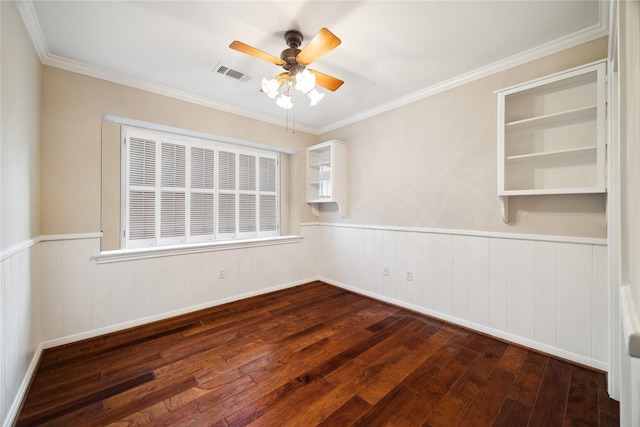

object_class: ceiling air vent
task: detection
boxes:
[214,64,252,82]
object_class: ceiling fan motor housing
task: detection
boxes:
[284,30,303,48]
[281,30,304,74]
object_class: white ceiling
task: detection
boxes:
[18,1,607,134]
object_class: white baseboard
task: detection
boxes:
[3,343,43,427]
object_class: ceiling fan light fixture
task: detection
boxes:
[232,27,341,111]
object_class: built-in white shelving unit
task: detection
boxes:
[496,60,607,222]
[306,140,347,217]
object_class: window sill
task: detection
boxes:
[93,235,303,264]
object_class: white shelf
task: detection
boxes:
[506,146,597,161]
[496,60,607,223]
[500,186,606,196]
[505,105,597,131]
[306,140,347,217]
[310,161,331,168]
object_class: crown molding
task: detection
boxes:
[317,15,609,134]
[41,53,317,135]
[14,0,49,61]
[16,0,608,137]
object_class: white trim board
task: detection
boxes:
[2,344,43,427]
[95,235,303,264]
[301,222,607,246]
[0,232,103,262]
[103,115,297,155]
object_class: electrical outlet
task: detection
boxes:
[383,266,389,276]
[218,268,225,279]
[406,271,413,281]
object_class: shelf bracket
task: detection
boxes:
[499,196,509,223]
[307,202,347,218]
[337,203,347,218]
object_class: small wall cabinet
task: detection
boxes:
[496,60,607,222]
[306,140,347,217]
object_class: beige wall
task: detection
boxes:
[1,3,42,425]
[40,67,317,249]
[1,1,41,249]
[320,37,608,238]
[41,37,609,247]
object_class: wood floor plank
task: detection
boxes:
[457,367,515,426]
[16,372,155,426]
[286,358,370,426]
[224,375,332,426]
[529,358,573,427]
[566,366,600,425]
[422,390,472,427]
[243,377,335,426]
[496,343,529,374]
[15,282,619,427]
[352,384,418,427]
[597,373,620,426]
[452,339,508,399]
[318,395,371,427]
[506,349,548,406]
[492,398,532,427]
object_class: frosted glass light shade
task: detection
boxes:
[295,69,316,94]
[276,94,293,109]
[308,88,324,106]
[261,78,280,99]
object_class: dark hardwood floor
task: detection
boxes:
[16,281,619,426]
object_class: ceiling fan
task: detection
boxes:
[229,28,344,109]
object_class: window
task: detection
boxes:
[123,127,279,248]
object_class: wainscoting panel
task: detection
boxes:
[38,233,315,348]
[305,223,608,370]
[0,243,40,427]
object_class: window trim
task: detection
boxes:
[94,235,303,264]
[104,114,296,154]
[121,126,280,249]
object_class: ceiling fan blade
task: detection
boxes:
[296,28,341,66]
[309,69,344,92]
[229,41,285,66]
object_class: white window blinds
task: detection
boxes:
[190,147,215,239]
[127,137,156,246]
[124,128,279,249]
